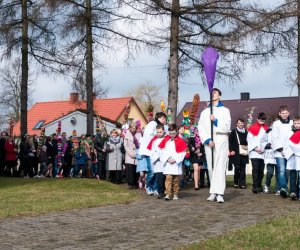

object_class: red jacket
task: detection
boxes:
[4,141,17,161]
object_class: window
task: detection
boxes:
[127,118,133,125]
[33,120,45,130]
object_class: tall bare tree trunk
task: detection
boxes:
[85,0,94,134]
[21,0,28,137]
[168,0,179,123]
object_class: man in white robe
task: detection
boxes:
[198,88,231,203]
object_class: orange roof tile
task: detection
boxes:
[13,97,133,136]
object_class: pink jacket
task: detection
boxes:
[124,131,142,165]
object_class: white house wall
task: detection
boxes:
[44,112,116,136]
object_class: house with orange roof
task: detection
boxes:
[13,93,148,136]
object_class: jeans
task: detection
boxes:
[265,164,278,191]
[91,163,98,176]
[39,162,47,175]
[289,170,297,194]
[145,156,158,192]
[275,157,288,191]
[297,171,300,198]
[73,164,85,177]
[52,157,58,176]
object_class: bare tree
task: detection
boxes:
[123,1,288,121]
[0,1,58,136]
[125,82,161,114]
[249,1,299,113]
[48,0,148,134]
[72,71,109,100]
[0,60,33,123]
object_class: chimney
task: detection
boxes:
[93,92,96,100]
[240,92,250,101]
[69,93,79,103]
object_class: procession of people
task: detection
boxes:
[1,88,300,204]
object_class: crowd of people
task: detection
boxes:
[0,88,300,204]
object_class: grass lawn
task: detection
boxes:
[179,212,300,250]
[0,177,139,219]
[179,174,300,250]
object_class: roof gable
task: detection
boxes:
[13,97,133,136]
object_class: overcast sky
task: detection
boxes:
[33,49,296,112]
[32,0,296,112]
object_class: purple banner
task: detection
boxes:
[201,47,219,93]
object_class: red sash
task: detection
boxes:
[248,122,269,136]
[147,136,158,150]
[158,135,187,153]
[290,131,300,144]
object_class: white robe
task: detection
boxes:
[261,130,276,165]
[247,128,266,160]
[160,140,185,175]
[149,137,164,173]
[284,138,300,171]
[271,119,293,158]
[198,105,231,195]
[139,121,157,156]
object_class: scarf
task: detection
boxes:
[236,127,246,133]
[132,132,140,149]
[110,137,120,145]
[248,122,269,136]
[290,130,300,144]
[158,135,187,153]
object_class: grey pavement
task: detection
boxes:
[0,187,299,250]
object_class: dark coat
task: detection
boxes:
[0,137,6,160]
[188,137,206,164]
[19,141,33,159]
[94,134,107,161]
[39,151,48,163]
[45,141,58,160]
[63,140,73,164]
[229,128,249,167]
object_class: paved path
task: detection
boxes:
[0,187,299,250]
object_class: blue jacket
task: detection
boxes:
[75,150,86,165]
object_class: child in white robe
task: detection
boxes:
[247,112,269,194]
[159,124,187,200]
[283,116,300,200]
[147,124,165,198]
